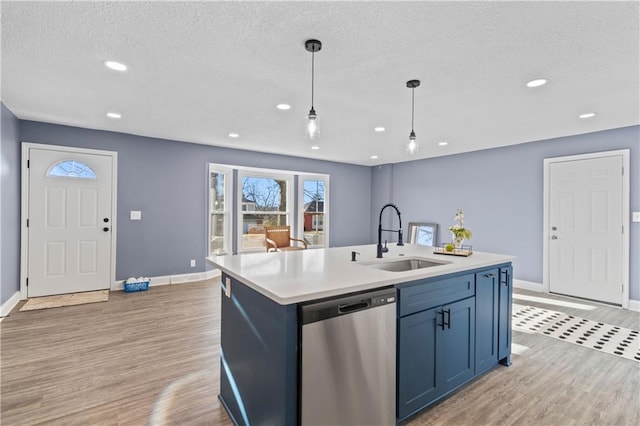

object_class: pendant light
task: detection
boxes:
[406,79,420,154]
[305,39,322,140]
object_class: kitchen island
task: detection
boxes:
[207,244,515,425]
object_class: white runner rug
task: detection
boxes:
[513,305,640,363]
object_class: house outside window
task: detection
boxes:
[300,176,329,248]
[239,173,291,252]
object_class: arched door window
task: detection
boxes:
[46,160,97,179]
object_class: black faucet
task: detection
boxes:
[377,203,404,258]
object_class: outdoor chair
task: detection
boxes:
[264,225,307,252]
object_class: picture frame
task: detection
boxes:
[407,222,438,247]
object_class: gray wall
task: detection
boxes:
[374,126,639,300]
[4,111,638,305]
[1,104,20,305]
[17,120,372,283]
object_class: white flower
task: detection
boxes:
[449,209,471,240]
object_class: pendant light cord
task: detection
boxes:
[411,87,415,132]
[311,50,315,109]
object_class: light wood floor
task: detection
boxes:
[1,281,638,425]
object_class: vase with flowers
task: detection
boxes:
[448,209,472,249]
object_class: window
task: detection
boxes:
[208,163,329,255]
[47,160,97,179]
[300,176,329,248]
[209,165,231,255]
[239,173,291,252]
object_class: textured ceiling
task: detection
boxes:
[2,1,638,166]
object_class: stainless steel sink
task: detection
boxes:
[361,257,450,272]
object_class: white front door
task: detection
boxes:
[27,147,115,297]
[548,155,623,304]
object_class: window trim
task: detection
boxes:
[208,164,233,256]
[237,169,293,253]
[208,163,330,255]
[298,174,330,248]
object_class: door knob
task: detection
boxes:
[103,218,110,223]
[551,235,558,240]
[103,227,110,232]
[551,226,557,231]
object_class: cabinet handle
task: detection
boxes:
[483,273,495,278]
[445,309,451,329]
[501,269,510,286]
[438,309,446,330]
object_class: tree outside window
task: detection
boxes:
[240,176,289,251]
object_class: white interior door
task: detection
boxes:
[27,148,114,297]
[548,155,623,304]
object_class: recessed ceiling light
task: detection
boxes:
[371,155,379,159]
[104,60,127,71]
[579,112,596,119]
[526,78,548,88]
[228,133,239,138]
[106,112,121,119]
[311,145,320,150]
[374,127,386,132]
[276,104,291,110]
[438,141,448,146]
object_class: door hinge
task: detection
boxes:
[26,218,29,227]
[622,225,624,234]
[27,159,30,168]
[26,277,28,287]
[622,166,624,175]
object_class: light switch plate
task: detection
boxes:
[633,212,640,222]
[130,210,142,220]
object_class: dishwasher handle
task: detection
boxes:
[338,301,370,314]
[300,287,396,325]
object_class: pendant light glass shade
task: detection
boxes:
[407,130,418,154]
[305,39,322,140]
[406,80,420,154]
[307,107,319,140]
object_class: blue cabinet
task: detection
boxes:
[397,275,476,421]
[498,266,513,364]
[475,265,513,371]
[398,307,439,419]
[397,264,512,422]
[398,297,475,420]
[475,268,499,374]
[440,297,475,392]
[218,274,298,425]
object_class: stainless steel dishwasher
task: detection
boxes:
[300,287,396,425]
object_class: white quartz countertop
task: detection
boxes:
[206,244,515,305]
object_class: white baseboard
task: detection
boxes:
[112,269,221,291]
[629,299,640,312]
[1,270,222,314]
[1,291,23,317]
[513,279,545,292]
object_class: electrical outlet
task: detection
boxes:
[190,259,196,267]
[633,212,640,222]
[130,210,142,220]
